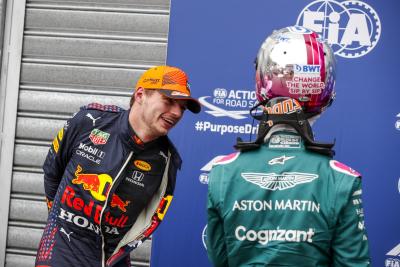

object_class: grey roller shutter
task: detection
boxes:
[2,0,171,266]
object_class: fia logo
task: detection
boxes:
[386,243,400,267]
[199,88,257,120]
[297,0,381,58]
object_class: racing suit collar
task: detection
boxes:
[119,109,167,151]
[265,130,306,149]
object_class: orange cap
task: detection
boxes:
[135,66,201,113]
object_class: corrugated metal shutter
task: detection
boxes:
[6,0,170,266]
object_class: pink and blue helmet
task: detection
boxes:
[255,26,336,115]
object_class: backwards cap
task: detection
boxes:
[136,65,201,113]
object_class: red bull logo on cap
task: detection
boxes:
[72,165,112,201]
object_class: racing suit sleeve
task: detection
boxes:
[207,166,228,267]
[331,177,371,267]
[42,113,80,210]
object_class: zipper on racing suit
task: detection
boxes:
[99,152,133,267]
[108,151,171,256]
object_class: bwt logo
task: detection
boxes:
[294,64,321,74]
[297,0,381,58]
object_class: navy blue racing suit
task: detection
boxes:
[35,103,181,267]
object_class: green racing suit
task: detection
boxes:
[207,132,370,267]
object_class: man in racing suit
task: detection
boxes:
[35,66,201,267]
[207,26,370,266]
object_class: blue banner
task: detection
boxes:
[151,1,400,266]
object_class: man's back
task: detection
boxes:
[207,131,370,267]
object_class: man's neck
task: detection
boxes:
[128,108,157,143]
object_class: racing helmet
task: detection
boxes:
[255,26,336,115]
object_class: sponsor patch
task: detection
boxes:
[232,199,320,213]
[268,155,295,165]
[235,225,315,245]
[269,134,301,148]
[89,129,110,145]
[60,186,128,235]
[76,143,106,164]
[241,172,318,191]
[125,170,145,187]
[72,165,112,201]
[60,227,73,242]
[263,98,302,115]
[110,194,130,213]
[134,160,151,171]
[86,113,101,126]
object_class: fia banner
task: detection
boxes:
[151,1,400,266]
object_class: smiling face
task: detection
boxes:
[130,88,187,142]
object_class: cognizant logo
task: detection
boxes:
[235,225,315,245]
[297,0,381,58]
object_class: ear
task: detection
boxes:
[135,87,145,104]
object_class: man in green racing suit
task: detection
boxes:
[206,26,370,267]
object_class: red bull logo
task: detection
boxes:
[110,194,130,212]
[61,186,129,230]
[72,165,112,201]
